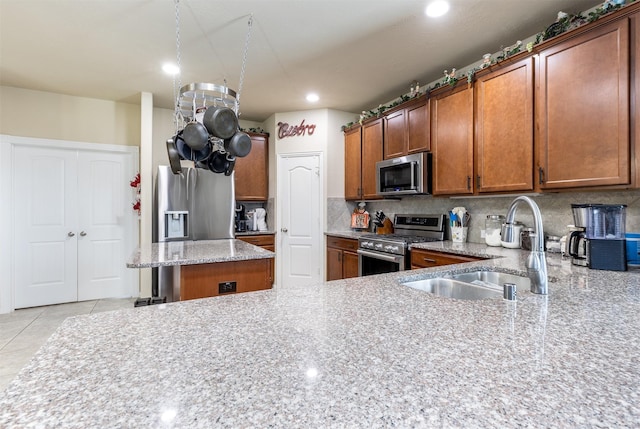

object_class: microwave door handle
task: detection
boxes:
[410,161,416,190]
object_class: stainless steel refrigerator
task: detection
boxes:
[152,165,235,301]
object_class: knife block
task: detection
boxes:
[376,218,394,235]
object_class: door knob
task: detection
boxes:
[281,228,288,233]
[80,231,87,236]
[68,232,75,237]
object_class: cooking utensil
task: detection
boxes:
[166,137,182,174]
[203,105,238,139]
[182,121,209,150]
[175,131,212,162]
[224,131,252,157]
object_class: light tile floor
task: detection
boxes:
[0,298,137,392]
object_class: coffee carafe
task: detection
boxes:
[568,204,589,266]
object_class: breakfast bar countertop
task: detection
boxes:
[2,243,640,428]
[126,238,274,269]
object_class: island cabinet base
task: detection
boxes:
[179,258,273,301]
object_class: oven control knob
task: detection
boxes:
[374,243,383,250]
[385,245,399,252]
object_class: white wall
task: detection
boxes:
[0,86,141,146]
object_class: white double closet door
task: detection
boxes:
[13,144,137,309]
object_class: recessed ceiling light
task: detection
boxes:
[306,93,319,102]
[426,0,449,18]
[162,63,180,75]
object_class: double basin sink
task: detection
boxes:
[402,270,530,300]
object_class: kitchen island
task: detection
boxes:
[1,242,639,427]
[127,239,275,300]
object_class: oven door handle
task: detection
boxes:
[357,249,404,264]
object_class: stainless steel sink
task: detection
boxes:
[402,270,530,300]
[448,270,530,290]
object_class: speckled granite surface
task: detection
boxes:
[235,230,276,236]
[2,242,640,427]
[126,239,274,268]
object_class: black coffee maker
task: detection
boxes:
[569,204,627,271]
[235,204,246,232]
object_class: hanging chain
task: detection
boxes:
[236,14,253,111]
[173,0,182,131]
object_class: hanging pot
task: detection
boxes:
[182,121,209,151]
[224,131,252,158]
[175,131,212,162]
[207,151,229,174]
[203,106,238,139]
[166,137,182,174]
[207,151,236,176]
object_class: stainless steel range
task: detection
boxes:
[358,214,447,276]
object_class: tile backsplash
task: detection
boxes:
[328,190,640,243]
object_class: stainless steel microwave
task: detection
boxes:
[376,152,432,196]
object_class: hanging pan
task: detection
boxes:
[203,106,238,140]
[175,131,212,162]
[181,121,209,151]
[224,131,252,158]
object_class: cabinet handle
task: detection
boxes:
[466,176,471,190]
[338,253,342,262]
[67,232,75,237]
[538,167,545,184]
[423,258,437,263]
[476,175,481,188]
[80,231,87,237]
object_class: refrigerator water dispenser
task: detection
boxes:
[165,211,189,239]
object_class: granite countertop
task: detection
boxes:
[126,239,274,268]
[235,230,276,236]
[2,242,640,427]
[324,230,368,240]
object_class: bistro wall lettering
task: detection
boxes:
[277,119,316,139]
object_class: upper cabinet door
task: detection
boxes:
[475,57,534,193]
[361,118,383,199]
[383,109,406,159]
[406,98,430,154]
[344,126,363,200]
[235,133,269,201]
[537,19,630,189]
[431,85,474,195]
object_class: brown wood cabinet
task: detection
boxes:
[344,120,383,200]
[383,95,430,159]
[536,18,630,190]
[180,258,273,301]
[344,126,363,200]
[361,119,384,199]
[431,85,474,195]
[235,133,269,201]
[475,57,534,193]
[326,236,359,280]
[411,248,483,269]
[237,234,275,283]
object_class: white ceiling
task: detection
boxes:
[0,0,599,122]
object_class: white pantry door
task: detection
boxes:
[77,151,131,301]
[279,154,322,288]
[13,145,136,308]
[14,146,79,307]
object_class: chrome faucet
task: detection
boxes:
[502,196,548,295]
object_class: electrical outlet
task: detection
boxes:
[218,281,237,294]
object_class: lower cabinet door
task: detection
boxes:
[343,251,359,279]
[327,247,343,281]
